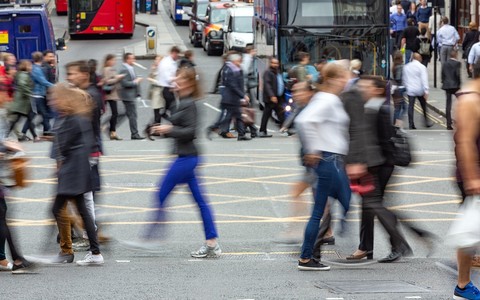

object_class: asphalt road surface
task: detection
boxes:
[0,8,463,300]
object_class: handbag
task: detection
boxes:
[247,73,258,89]
[446,195,480,249]
[389,127,412,167]
[241,107,255,126]
[1,154,29,188]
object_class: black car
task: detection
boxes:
[188,0,209,47]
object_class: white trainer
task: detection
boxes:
[76,252,104,266]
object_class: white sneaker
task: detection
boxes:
[76,252,104,266]
[191,243,222,258]
[0,262,12,271]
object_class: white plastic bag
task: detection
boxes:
[447,196,480,249]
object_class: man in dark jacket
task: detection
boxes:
[259,57,285,138]
[441,49,461,130]
[218,53,250,141]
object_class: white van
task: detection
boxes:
[223,5,254,53]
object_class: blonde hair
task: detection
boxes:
[318,63,347,91]
[470,22,478,30]
[51,83,93,116]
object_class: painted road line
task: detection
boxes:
[203,102,221,112]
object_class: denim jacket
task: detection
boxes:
[31,64,53,96]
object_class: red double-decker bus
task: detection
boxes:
[55,0,67,15]
[68,0,135,38]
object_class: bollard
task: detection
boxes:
[146,26,157,55]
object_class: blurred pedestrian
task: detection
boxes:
[241,46,257,103]
[119,52,145,140]
[157,46,180,120]
[8,60,38,141]
[275,81,318,244]
[416,0,431,34]
[2,53,16,102]
[179,50,195,69]
[347,76,412,263]
[147,54,164,125]
[436,17,459,65]
[131,68,222,258]
[42,50,57,84]
[401,18,420,63]
[404,53,432,129]
[392,51,407,127]
[213,53,251,141]
[22,52,53,138]
[441,49,461,130]
[462,22,480,78]
[451,74,480,299]
[259,57,284,138]
[49,83,104,266]
[405,1,417,25]
[390,3,407,51]
[295,63,351,271]
[0,66,33,273]
[417,27,432,67]
[102,54,126,140]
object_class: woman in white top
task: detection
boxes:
[295,63,351,271]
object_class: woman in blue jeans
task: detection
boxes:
[295,63,351,271]
[146,68,221,258]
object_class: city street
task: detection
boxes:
[0,4,466,299]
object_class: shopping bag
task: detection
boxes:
[446,195,480,249]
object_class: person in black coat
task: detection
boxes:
[50,83,104,266]
[442,49,461,130]
[147,68,221,258]
[259,57,285,138]
[462,22,480,78]
[346,76,412,263]
[217,53,250,141]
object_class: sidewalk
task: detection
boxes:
[125,7,187,60]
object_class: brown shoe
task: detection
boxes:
[110,131,123,141]
[221,132,236,139]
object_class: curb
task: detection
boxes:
[426,101,446,118]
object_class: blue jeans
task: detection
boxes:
[146,156,218,240]
[300,152,351,259]
[393,96,407,122]
[405,50,413,63]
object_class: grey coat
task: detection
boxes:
[118,64,139,101]
[54,115,94,196]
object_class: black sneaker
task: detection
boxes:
[297,259,331,271]
[12,260,34,274]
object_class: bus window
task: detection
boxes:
[75,0,103,12]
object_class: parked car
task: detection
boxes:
[188,0,209,47]
[201,1,248,56]
[223,5,253,53]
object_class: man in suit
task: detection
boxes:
[119,53,145,140]
[441,49,461,130]
[259,57,285,138]
[218,53,251,141]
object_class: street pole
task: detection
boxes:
[433,6,438,88]
[151,0,158,14]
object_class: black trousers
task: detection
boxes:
[219,104,245,136]
[358,165,409,253]
[260,100,285,133]
[106,100,119,132]
[162,87,175,116]
[445,88,459,128]
[52,194,100,254]
[9,112,36,138]
[0,192,22,261]
[408,95,428,127]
